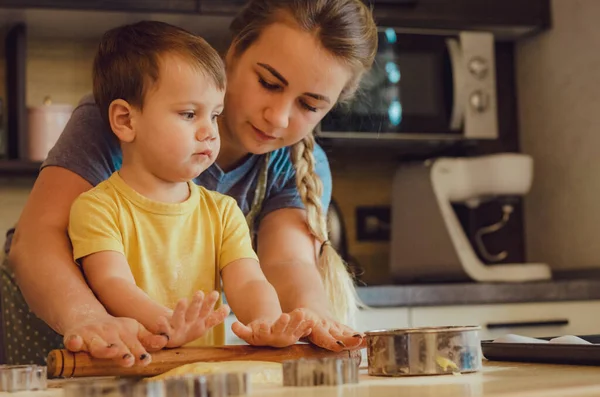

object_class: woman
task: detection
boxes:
[4,0,378,366]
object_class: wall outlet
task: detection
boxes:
[356,206,391,241]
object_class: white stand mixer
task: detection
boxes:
[390,153,551,283]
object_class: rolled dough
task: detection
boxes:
[151,361,283,385]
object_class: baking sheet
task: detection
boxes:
[481,334,600,366]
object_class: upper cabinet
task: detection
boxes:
[199,0,246,15]
[197,0,551,39]
[0,0,551,40]
[369,0,551,38]
[0,0,200,13]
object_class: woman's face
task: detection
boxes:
[222,21,352,155]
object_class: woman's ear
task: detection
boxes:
[108,99,136,143]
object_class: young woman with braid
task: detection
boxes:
[3,0,378,366]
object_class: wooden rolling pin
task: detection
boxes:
[47,344,362,378]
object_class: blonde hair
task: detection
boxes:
[230,0,378,325]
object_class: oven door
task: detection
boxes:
[318,30,498,141]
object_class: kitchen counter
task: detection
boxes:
[8,361,600,397]
[357,278,600,307]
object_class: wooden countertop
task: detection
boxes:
[5,360,600,397]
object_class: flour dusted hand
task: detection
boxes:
[232,309,315,348]
[157,291,230,348]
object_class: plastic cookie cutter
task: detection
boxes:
[282,357,359,387]
[0,364,47,392]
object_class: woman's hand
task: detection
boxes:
[157,291,230,348]
[231,309,314,348]
[63,314,169,368]
[295,308,366,352]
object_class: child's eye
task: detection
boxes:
[180,111,195,120]
[258,76,281,91]
[211,113,221,122]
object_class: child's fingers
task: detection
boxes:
[231,321,254,343]
[200,305,230,331]
[171,298,188,330]
[185,291,204,323]
[257,321,271,339]
[271,313,291,335]
[198,291,220,319]
[156,316,171,334]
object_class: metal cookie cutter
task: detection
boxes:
[63,372,250,397]
[283,357,359,387]
[0,365,47,392]
[158,372,249,397]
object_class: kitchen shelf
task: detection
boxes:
[0,160,41,177]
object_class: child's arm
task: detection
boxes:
[69,191,227,349]
[218,197,314,347]
[81,252,229,348]
[222,258,314,347]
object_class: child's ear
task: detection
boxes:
[108,99,136,143]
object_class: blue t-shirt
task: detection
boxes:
[41,95,332,228]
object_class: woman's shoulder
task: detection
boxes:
[267,142,329,172]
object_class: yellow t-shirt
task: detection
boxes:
[68,172,258,346]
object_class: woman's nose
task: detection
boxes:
[264,100,291,129]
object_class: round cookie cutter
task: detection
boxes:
[282,357,359,387]
[0,364,47,392]
[365,325,482,377]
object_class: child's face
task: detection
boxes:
[130,53,225,182]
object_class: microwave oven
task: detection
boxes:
[317,29,498,141]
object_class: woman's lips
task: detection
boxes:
[251,124,277,142]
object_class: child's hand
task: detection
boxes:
[231,309,315,348]
[157,291,230,348]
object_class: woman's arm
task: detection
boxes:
[8,167,163,366]
[256,208,364,351]
[257,208,329,316]
[221,258,282,325]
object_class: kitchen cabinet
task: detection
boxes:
[0,0,200,13]
[199,0,245,15]
[198,0,550,38]
[410,300,600,341]
[369,0,550,37]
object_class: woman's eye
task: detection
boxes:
[180,111,195,120]
[300,101,317,112]
[259,77,280,91]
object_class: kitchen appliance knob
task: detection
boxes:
[468,57,488,79]
[469,90,490,113]
[282,357,359,387]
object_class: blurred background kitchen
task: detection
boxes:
[1,0,599,343]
